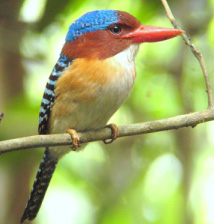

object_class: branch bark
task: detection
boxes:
[0,112,4,123]
[0,109,214,154]
[161,0,213,109]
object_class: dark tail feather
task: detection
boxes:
[21,149,58,223]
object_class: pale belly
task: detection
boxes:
[51,77,134,134]
[48,70,135,157]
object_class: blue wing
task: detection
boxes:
[38,55,73,134]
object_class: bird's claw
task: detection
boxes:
[103,123,119,144]
[66,129,80,150]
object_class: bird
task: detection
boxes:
[20,9,183,223]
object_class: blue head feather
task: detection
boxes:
[65,10,119,42]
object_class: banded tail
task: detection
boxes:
[21,149,58,223]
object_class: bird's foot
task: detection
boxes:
[66,129,80,150]
[103,123,119,144]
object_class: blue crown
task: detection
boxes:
[65,10,119,42]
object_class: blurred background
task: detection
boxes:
[0,0,213,223]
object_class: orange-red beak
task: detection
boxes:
[122,25,184,43]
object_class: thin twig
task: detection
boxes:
[0,113,4,124]
[161,0,213,109]
[0,109,214,154]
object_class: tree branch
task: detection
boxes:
[161,0,213,109]
[0,109,214,154]
[0,112,4,124]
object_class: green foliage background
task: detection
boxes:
[0,0,213,223]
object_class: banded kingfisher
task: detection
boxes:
[20,9,183,223]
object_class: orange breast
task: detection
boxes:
[55,58,118,103]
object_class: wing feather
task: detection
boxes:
[38,55,73,134]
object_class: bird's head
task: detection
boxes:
[62,10,183,60]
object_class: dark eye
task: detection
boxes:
[110,25,122,34]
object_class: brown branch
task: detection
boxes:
[0,112,4,123]
[161,0,213,109]
[0,109,214,154]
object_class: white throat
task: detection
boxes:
[114,43,139,65]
